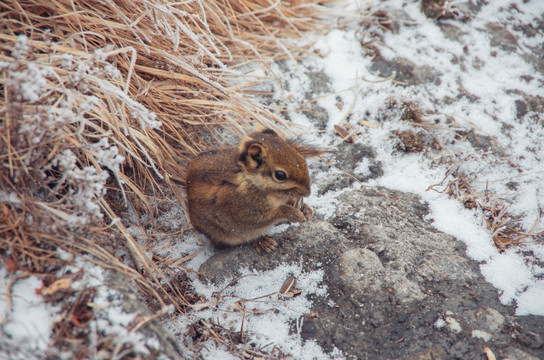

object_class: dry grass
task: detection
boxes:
[0,0,332,356]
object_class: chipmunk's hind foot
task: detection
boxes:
[254,235,277,254]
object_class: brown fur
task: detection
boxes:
[186,128,313,248]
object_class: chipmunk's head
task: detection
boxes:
[238,127,311,198]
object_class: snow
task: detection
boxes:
[472,329,492,342]
[306,185,344,220]
[0,257,165,358]
[60,259,162,355]
[516,284,544,316]
[426,195,497,262]
[167,263,340,359]
[0,268,60,356]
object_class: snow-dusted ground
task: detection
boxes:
[256,0,544,318]
[315,0,544,317]
[0,268,59,358]
[1,0,543,358]
[0,254,166,359]
[165,0,544,357]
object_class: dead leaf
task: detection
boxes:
[40,278,72,296]
[334,124,355,143]
[4,257,19,273]
[358,119,382,128]
[280,276,296,295]
[394,130,426,152]
[483,346,496,360]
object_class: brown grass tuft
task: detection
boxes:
[0,0,332,355]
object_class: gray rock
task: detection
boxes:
[337,248,385,294]
[316,142,383,194]
[485,22,519,52]
[504,347,541,360]
[332,188,477,284]
[370,56,442,86]
[475,307,505,333]
[462,129,507,157]
[304,101,330,130]
[199,219,349,286]
[306,69,331,96]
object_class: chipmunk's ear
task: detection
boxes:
[239,138,267,169]
[254,124,278,136]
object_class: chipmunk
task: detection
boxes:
[186,127,316,253]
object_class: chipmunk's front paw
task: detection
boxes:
[300,202,313,221]
[254,235,277,254]
[288,208,307,223]
[292,197,313,222]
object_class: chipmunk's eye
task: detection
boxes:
[274,170,287,181]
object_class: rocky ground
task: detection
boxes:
[2,1,543,359]
[190,1,544,358]
[200,188,543,359]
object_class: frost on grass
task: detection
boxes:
[45,137,126,228]
[1,33,164,355]
[1,34,163,230]
[49,150,109,228]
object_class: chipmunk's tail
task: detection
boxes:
[287,140,327,158]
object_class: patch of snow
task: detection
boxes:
[167,263,339,359]
[59,258,161,356]
[472,330,492,342]
[480,251,536,305]
[434,318,446,329]
[515,282,544,316]
[0,268,60,355]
